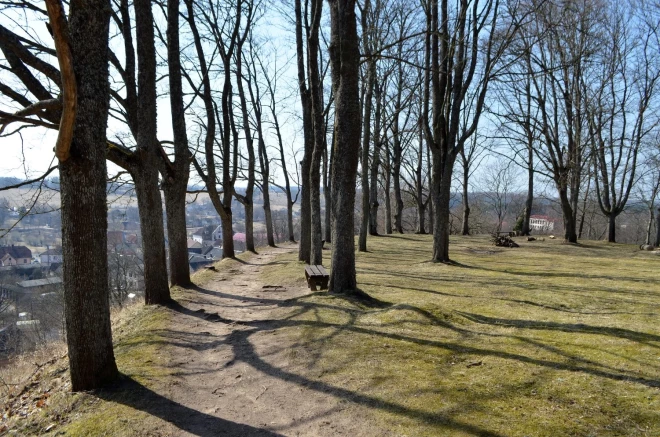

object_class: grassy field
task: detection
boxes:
[261,234,660,436]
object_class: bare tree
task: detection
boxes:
[328,0,361,293]
[587,2,660,243]
[424,0,518,261]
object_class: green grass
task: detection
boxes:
[262,234,660,436]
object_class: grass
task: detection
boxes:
[261,234,660,436]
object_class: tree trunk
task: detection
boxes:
[323,122,332,243]
[358,0,374,252]
[309,0,324,265]
[163,185,190,286]
[655,207,660,247]
[559,188,578,243]
[295,0,312,263]
[368,80,382,236]
[607,212,617,243]
[133,171,170,303]
[385,167,392,234]
[432,158,453,262]
[61,0,118,390]
[235,46,256,253]
[328,0,360,294]
[164,0,191,286]
[135,0,170,303]
[393,140,404,234]
[324,127,335,244]
[521,148,533,236]
[460,165,470,235]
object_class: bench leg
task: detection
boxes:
[320,278,329,290]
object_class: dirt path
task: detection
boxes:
[150,244,382,436]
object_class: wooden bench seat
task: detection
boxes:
[305,265,329,291]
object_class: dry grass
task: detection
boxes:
[261,234,660,437]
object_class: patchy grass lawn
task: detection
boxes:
[261,234,660,437]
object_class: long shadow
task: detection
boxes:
[456,311,660,347]
[97,376,284,436]
[226,328,506,437]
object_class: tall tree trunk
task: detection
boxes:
[392,137,404,234]
[164,0,191,286]
[324,127,334,243]
[655,207,660,247]
[323,120,332,243]
[383,142,393,234]
[521,147,533,236]
[368,79,382,236]
[328,0,360,293]
[309,0,324,265]
[135,0,170,303]
[58,0,119,390]
[358,2,375,251]
[235,46,256,253]
[460,164,470,235]
[559,188,578,243]
[427,143,434,234]
[295,0,312,263]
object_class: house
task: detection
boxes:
[0,245,32,266]
[201,246,223,260]
[529,215,555,233]
[211,225,223,242]
[191,225,217,245]
[187,239,203,254]
[39,247,63,265]
[188,253,213,271]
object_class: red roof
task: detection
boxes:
[233,233,246,242]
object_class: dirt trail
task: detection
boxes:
[151,244,382,436]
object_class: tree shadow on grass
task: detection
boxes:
[97,375,284,436]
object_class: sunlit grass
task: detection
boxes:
[264,234,660,436]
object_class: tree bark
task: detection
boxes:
[295,0,312,263]
[59,0,119,390]
[235,44,256,253]
[460,163,470,235]
[559,188,578,243]
[358,0,375,252]
[521,147,533,236]
[164,0,191,286]
[328,0,360,294]
[655,207,660,247]
[607,212,617,243]
[308,0,324,265]
[135,0,170,304]
[368,78,382,236]
[384,145,393,235]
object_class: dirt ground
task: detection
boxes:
[148,244,386,437]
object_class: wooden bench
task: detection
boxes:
[304,265,329,291]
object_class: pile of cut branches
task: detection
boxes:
[491,233,519,248]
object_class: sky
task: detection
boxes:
[0,3,303,185]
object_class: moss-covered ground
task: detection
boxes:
[260,234,660,436]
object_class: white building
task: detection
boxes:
[529,215,555,232]
[39,248,63,265]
